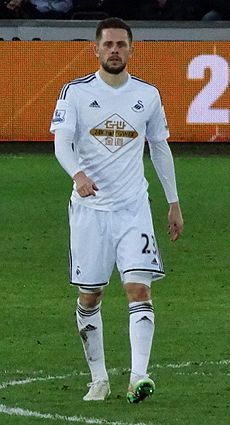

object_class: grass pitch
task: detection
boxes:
[0,150,229,425]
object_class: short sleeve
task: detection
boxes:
[50,85,77,134]
[146,90,170,143]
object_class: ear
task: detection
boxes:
[93,43,99,58]
[129,44,134,58]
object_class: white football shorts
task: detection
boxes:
[68,193,165,289]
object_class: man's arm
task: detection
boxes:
[54,128,79,177]
[148,139,183,241]
[54,129,98,197]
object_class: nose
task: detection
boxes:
[111,44,119,54]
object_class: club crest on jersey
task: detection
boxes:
[132,100,144,113]
[52,109,66,124]
[90,113,138,153]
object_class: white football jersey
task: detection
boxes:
[50,71,169,210]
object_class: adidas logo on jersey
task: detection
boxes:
[89,100,100,108]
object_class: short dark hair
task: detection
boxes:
[96,17,133,44]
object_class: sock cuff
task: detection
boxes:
[129,300,154,316]
[77,298,101,318]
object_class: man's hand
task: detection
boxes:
[73,171,99,197]
[7,0,24,10]
[168,201,183,242]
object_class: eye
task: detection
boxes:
[103,41,113,48]
[117,41,128,48]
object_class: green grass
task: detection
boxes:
[0,152,229,425]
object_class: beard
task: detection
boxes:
[101,61,126,75]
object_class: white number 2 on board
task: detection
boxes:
[187,54,229,124]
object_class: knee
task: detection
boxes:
[78,290,103,308]
[125,283,151,302]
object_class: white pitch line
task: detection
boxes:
[0,359,229,425]
[0,359,229,393]
[0,359,229,378]
[176,372,230,377]
[0,404,149,425]
[0,372,88,391]
[0,374,72,390]
[153,359,230,369]
[175,371,213,377]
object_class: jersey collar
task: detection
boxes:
[95,70,131,92]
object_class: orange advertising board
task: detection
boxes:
[0,41,230,142]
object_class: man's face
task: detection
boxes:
[95,28,133,75]
[157,0,167,6]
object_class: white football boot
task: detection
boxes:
[83,380,111,401]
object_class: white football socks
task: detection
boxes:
[76,298,108,382]
[129,300,155,385]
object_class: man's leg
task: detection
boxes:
[76,288,110,401]
[124,280,155,403]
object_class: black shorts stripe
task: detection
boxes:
[68,201,73,284]
[123,268,165,275]
[70,281,108,288]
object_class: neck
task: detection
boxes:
[99,67,128,88]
